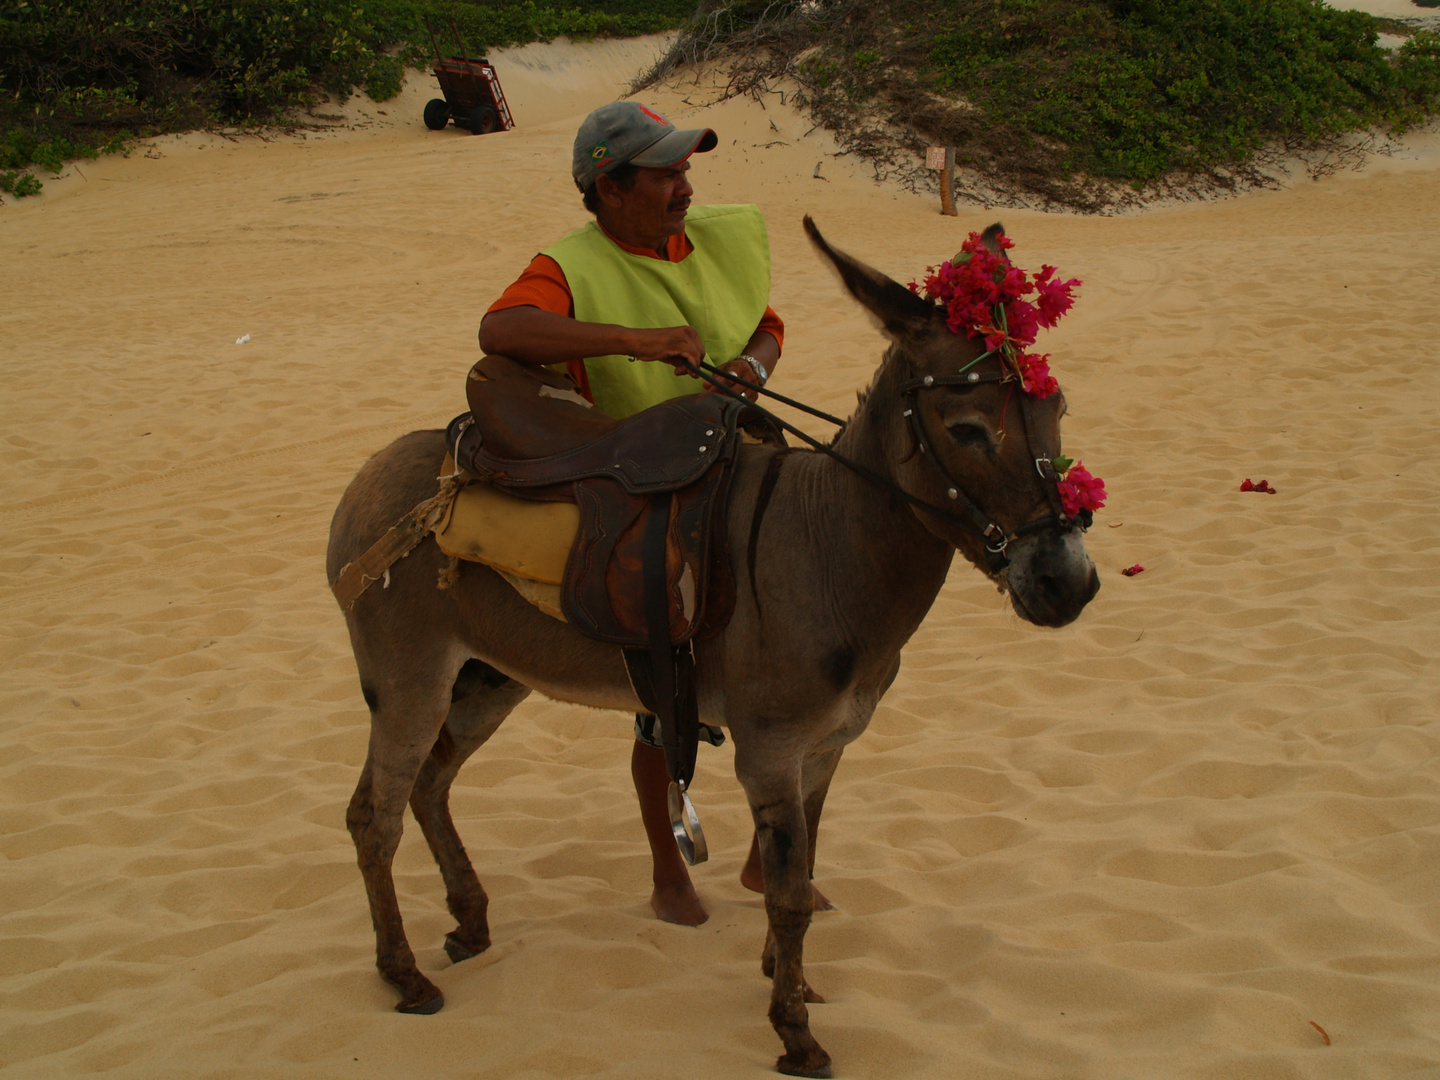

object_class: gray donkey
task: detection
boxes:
[326,220,1099,1077]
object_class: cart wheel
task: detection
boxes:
[468,105,498,135]
[423,98,450,131]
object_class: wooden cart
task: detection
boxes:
[422,17,515,136]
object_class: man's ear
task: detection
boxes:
[804,215,937,340]
[595,172,623,210]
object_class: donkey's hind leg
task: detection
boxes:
[347,667,455,1015]
[409,659,531,964]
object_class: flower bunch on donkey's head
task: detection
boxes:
[910,225,1105,519]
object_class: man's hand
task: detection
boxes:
[480,308,779,396]
[480,307,707,373]
[705,358,760,402]
[628,325,705,376]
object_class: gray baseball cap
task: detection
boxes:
[572,102,717,189]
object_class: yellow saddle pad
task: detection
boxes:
[434,456,578,620]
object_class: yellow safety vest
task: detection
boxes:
[542,203,771,418]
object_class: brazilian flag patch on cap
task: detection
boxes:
[591,143,610,164]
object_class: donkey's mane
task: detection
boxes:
[827,336,911,450]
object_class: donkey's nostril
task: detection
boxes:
[1038,574,1066,606]
[1034,564,1098,620]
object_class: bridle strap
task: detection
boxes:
[677,358,1074,568]
[677,360,1001,539]
[1019,390,1070,522]
[899,375,1011,557]
[897,370,1075,568]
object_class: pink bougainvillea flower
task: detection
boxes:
[1003,299,1041,348]
[1121,564,1145,577]
[999,264,1030,301]
[916,235,1103,517]
[1058,463,1107,518]
[915,232,1081,400]
[1034,265,1081,327]
[1016,352,1058,398]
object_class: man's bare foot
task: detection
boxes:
[633,739,709,926]
[651,881,709,926]
[740,834,835,910]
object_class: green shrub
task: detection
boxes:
[1,169,43,197]
[0,0,701,191]
[922,0,1440,182]
[1396,29,1440,119]
[655,0,1440,205]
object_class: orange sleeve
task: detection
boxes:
[757,306,784,353]
[483,254,592,401]
[485,254,574,318]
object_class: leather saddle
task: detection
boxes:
[445,355,783,790]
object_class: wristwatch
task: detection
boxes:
[737,353,769,385]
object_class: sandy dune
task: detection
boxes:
[3,33,1439,1080]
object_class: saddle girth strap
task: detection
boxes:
[641,491,700,789]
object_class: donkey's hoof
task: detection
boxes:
[776,1048,831,1078]
[444,929,490,964]
[394,987,445,1015]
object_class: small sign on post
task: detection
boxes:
[926,145,957,217]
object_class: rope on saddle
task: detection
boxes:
[330,473,465,613]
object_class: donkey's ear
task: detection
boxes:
[952,222,1006,263]
[804,215,937,339]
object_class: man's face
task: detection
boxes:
[605,161,694,241]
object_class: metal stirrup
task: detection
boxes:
[667,778,708,865]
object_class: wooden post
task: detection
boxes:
[940,146,957,216]
[926,146,958,216]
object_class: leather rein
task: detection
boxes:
[679,356,1083,574]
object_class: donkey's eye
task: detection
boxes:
[947,421,991,448]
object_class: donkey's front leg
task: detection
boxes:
[742,760,831,1078]
[801,749,842,887]
[762,747,843,1004]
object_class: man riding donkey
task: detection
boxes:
[479,101,829,925]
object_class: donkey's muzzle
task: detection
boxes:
[1006,527,1100,628]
